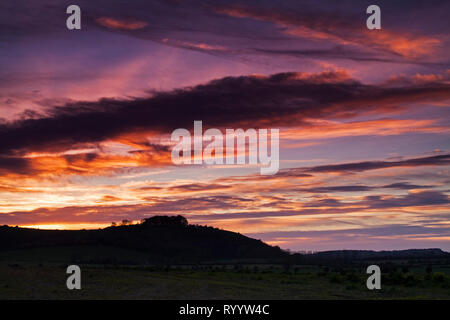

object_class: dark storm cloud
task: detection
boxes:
[0,156,32,175]
[306,185,372,193]
[167,183,233,192]
[304,154,450,173]
[1,71,449,157]
[380,182,434,190]
[253,48,448,67]
[362,191,449,209]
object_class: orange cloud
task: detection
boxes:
[365,31,441,59]
[281,118,449,141]
[99,195,122,202]
[0,148,172,181]
[161,38,227,52]
[215,6,443,59]
[96,17,148,30]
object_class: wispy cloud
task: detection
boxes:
[96,17,148,30]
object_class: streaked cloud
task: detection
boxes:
[96,17,148,30]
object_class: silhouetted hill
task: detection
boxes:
[0,216,286,264]
[1,216,448,266]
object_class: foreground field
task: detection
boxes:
[1,263,449,299]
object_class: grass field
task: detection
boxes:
[1,262,449,299]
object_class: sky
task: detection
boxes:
[0,0,449,251]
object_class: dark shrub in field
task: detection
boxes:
[403,273,419,287]
[385,272,404,285]
[328,274,342,284]
[431,272,446,284]
[346,273,360,284]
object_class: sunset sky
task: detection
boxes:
[0,0,449,251]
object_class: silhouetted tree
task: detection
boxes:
[121,219,131,226]
[142,215,188,227]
